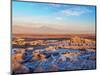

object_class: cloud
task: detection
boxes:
[60,6,91,16]
[55,17,63,20]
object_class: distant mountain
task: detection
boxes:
[12,25,63,34]
[37,26,63,33]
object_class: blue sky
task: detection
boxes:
[12,1,96,34]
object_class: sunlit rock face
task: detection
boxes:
[12,53,23,63]
[68,36,93,43]
[71,36,83,43]
[12,35,95,50]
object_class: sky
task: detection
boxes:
[12,1,96,34]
